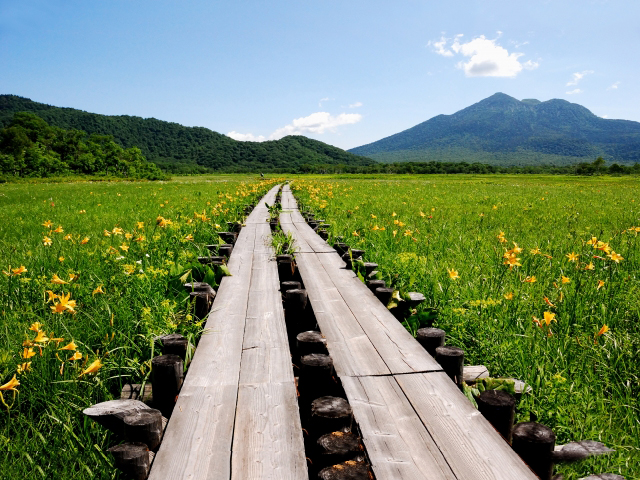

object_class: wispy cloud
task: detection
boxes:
[318,97,332,107]
[607,81,621,90]
[565,88,583,95]
[429,33,538,78]
[227,111,363,143]
[566,70,594,86]
[348,102,363,108]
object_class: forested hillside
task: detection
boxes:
[0,95,374,172]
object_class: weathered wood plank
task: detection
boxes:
[291,220,335,253]
[341,376,456,480]
[395,372,538,480]
[280,220,314,253]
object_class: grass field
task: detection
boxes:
[0,175,275,479]
[292,174,640,479]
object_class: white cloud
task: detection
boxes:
[601,114,609,118]
[318,97,332,107]
[565,88,582,95]
[348,102,363,108]
[607,81,621,90]
[566,70,594,86]
[269,112,362,140]
[226,131,266,142]
[430,34,538,78]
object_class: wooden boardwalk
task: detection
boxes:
[149,185,307,480]
[279,185,537,480]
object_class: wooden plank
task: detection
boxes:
[395,372,538,480]
[280,219,314,253]
[291,220,335,253]
[317,252,441,374]
[341,376,456,480]
[294,253,389,377]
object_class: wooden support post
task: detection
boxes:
[299,354,335,399]
[83,399,153,436]
[316,431,364,470]
[284,288,308,311]
[363,263,378,276]
[512,422,556,480]
[374,287,394,305]
[435,346,464,388]
[416,327,445,357]
[318,459,372,480]
[366,279,386,293]
[308,220,319,229]
[190,291,214,320]
[108,443,152,480]
[281,280,301,292]
[121,383,153,403]
[159,333,188,360]
[407,292,426,308]
[151,354,184,418]
[218,232,237,245]
[277,254,295,281]
[197,256,224,266]
[183,282,216,295]
[310,397,353,438]
[477,390,516,443]
[342,252,354,270]
[333,242,349,256]
[269,219,278,232]
[350,249,365,259]
[226,221,242,233]
[318,230,329,240]
[296,331,327,357]
[218,244,234,257]
[123,409,164,450]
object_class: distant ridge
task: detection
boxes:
[349,93,640,165]
[0,95,374,171]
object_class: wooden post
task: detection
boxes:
[197,256,224,265]
[310,397,353,438]
[159,333,188,360]
[435,346,464,388]
[226,221,242,233]
[83,399,153,436]
[363,263,378,276]
[318,459,372,480]
[183,282,216,296]
[366,279,385,293]
[308,220,319,229]
[296,331,327,357]
[121,383,153,403]
[374,287,394,306]
[318,230,329,240]
[277,254,295,281]
[511,422,556,480]
[416,327,445,357]
[477,390,516,443]
[342,252,354,270]
[218,244,234,257]
[123,409,164,450]
[407,292,426,308]
[218,232,237,245]
[151,354,184,418]
[284,288,308,311]
[333,242,349,256]
[269,219,278,232]
[316,431,364,470]
[350,249,365,259]
[190,291,214,320]
[280,280,301,292]
[108,443,152,480]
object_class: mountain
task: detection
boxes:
[349,93,640,165]
[0,95,374,172]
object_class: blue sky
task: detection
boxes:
[1,0,637,149]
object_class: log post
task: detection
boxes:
[218,244,234,258]
[318,459,372,480]
[190,291,214,320]
[123,409,164,450]
[108,443,152,480]
[298,354,336,400]
[333,242,349,256]
[218,232,237,245]
[269,219,278,232]
[280,280,301,292]
[512,422,556,480]
[416,327,445,357]
[310,397,353,438]
[121,383,153,403]
[284,288,308,311]
[83,399,152,436]
[374,287,394,306]
[350,249,365,259]
[296,331,327,357]
[476,390,516,443]
[316,431,364,470]
[160,333,188,360]
[435,346,464,388]
[366,279,385,293]
[318,230,329,240]
[183,282,216,295]
[227,221,242,233]
[197,256,224,266]
[407,292,426,308]
[277,254,295,281]
[151,354,184,417]
[363,263,378,276]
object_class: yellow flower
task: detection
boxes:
[561,276,571,284]
[63,234,72,241]
[29,322,43,332]
[103,229,111,237]
[523,276,537,283]
[597,280,605,290]
[69,273,79,282]
[392,212,397,217]
[372,225,379,231]
[53,226,64,234]
[352,231,359,237]
[492,205,498,210]
[544,296,556,307]
[69,352,83,361]
[43,236,52,246]
[503,253,521,270]
[134,235,145,242]
[125,233,133,240]
[42,220,53,228]
[81,237,90,244]
[447,268,460,280]
[566,252,579,262]
[403,230,413,236]
[22,348,36,359]
[393,219,399,225]
[136,221,144,229]
[107,246,118,254]
[51,274,68,285]
[58,256,64,263]
[112,227,124,235]
[33,330,49,343]
[45,290,57,303]
[584,262,595,271]
[50,292,76,314]
[0,375,20,392]
[529,247,541,255]
[370,214,377,219]
[511,243,523,254]
[11,265,27,276]
[392,230,397,237]
[607,252,623,263]
[596,325,609,337]
[59,341,78,351]
[79,359,103,377]
[92,285,105,295]
[543,311,556,326]
[419,211,426,217]
[16,362,31,374]
[119,244,129,252]
[503,292,514,300]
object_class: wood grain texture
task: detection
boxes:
[395,372,538,480]
[341,376,456,480]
